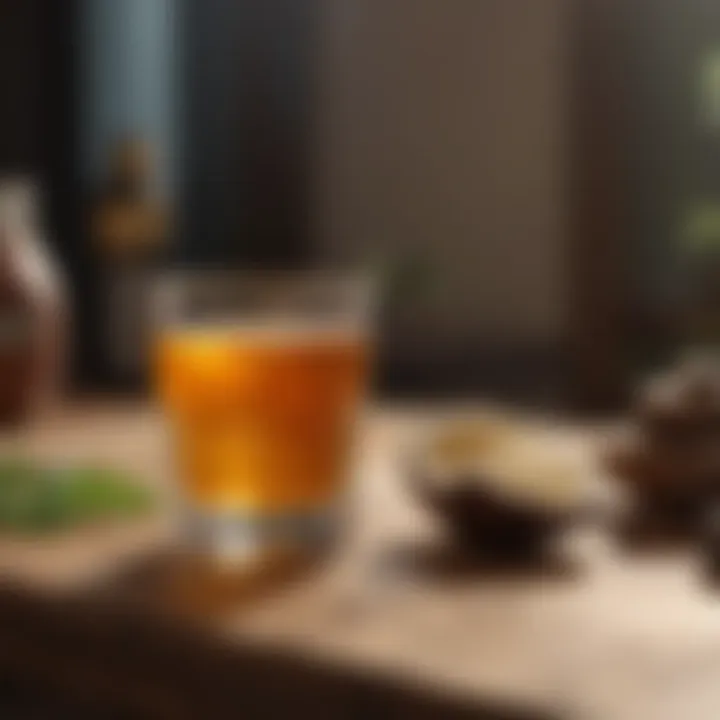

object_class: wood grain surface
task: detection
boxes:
[0,404,718,719]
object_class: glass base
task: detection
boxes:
[180,504,341,565]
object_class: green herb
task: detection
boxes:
[0,460,155,534]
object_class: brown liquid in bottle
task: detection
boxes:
[0,229,38,424]
[0,181,67,426]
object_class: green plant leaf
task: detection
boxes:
[0,461,155,535]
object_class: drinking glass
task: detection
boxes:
[153,271,372,562]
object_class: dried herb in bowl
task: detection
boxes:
[0,460,155,534]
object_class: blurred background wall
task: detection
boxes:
[182,0,317,265]
[78,0,181,202]
[619,0,720,367]
[6,0,719,408]
[317,0,570,399]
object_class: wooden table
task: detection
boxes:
[1,405,720,719]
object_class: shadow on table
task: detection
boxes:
[0,541,567,720]
[92,547,327,619]
[95,533,583,622]
[374,538,582,588]
[614,503,703,554]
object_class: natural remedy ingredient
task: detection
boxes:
[0,460,155,534]
[422,419,585,512]
[606,355,720,502]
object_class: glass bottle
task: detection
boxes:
[0,180,68,425]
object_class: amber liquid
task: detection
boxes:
[156,323,367,516]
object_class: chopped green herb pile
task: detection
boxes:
[0,460,155,534]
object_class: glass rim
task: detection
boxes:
[151,268,378,327]
[154,268,381,297]
[156,265,375,278]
